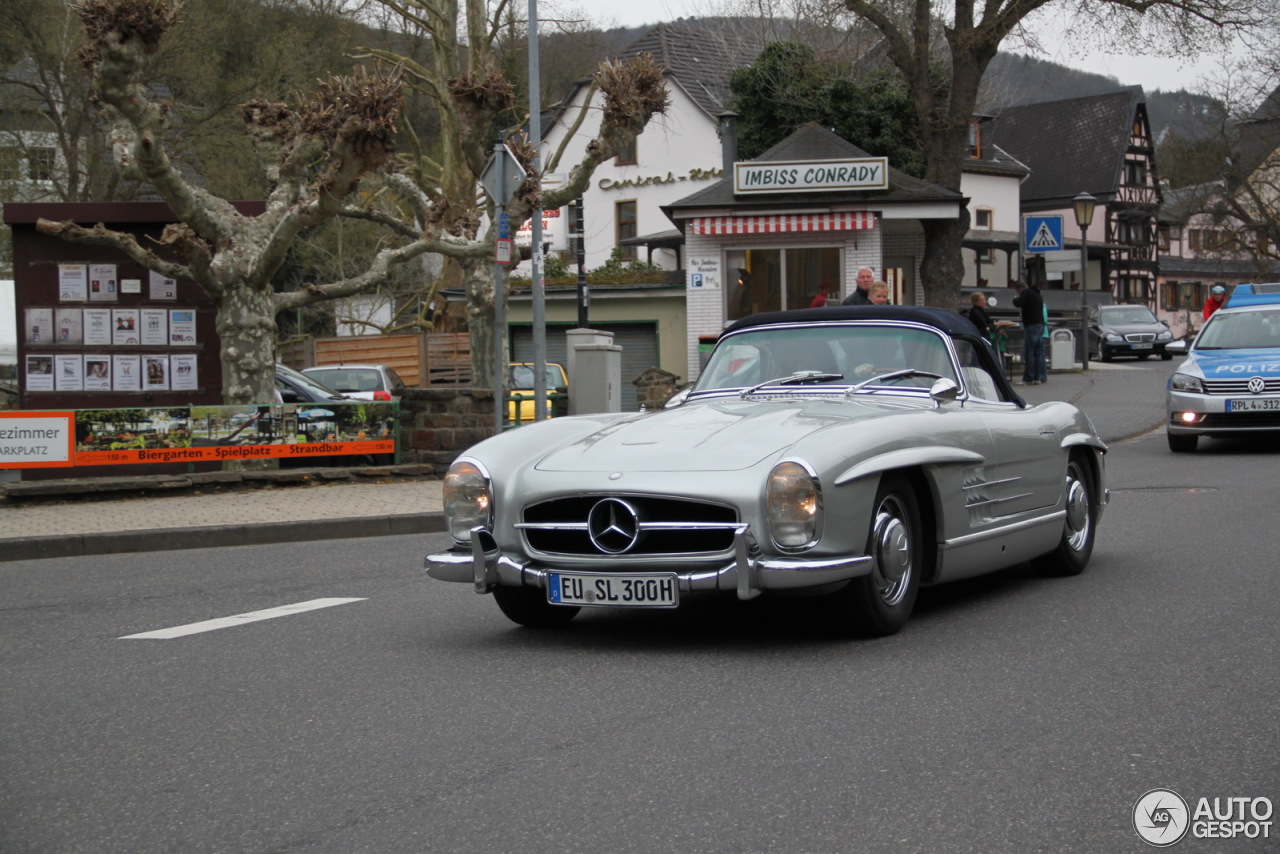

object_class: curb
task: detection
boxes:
[1,512,447,563]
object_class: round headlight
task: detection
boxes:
[1158,329,1173,340]
[1104,332,1122,342]
[443,460,492,543]
[766,461,821,550]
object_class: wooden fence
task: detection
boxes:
[278,332,472,386]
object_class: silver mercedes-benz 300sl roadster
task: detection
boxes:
[426,305,1107,636]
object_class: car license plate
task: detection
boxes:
[1227,398,1280,411]
[1131,343,1152,350]
[547,572,679,608]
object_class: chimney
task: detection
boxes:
[717,110,739,184]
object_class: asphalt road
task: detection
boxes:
[3,415,1278,852]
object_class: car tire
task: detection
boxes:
[831,474,922,637]
[493,585,580,628]
[1160,351,1173,361]
[1033,454,1096,577]
[1101,350,1113,362]
[1167,432,1198,453]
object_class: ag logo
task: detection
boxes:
[1134,789,1190,846]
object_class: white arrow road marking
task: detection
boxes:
[120,598,367,639]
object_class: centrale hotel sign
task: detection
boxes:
[734,157,889,194]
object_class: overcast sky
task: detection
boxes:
[577,0,1239,94]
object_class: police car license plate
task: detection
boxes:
[1228,398,1280,411]
[547,572,678,608]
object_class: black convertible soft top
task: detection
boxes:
[721,305,1026,407]
[724,305,985,338]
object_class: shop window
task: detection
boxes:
[615,200,637,261]
[726,246,841,319]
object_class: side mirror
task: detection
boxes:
[1166,340,1189,355]
[280,388,299,403]
[929,377,960,404]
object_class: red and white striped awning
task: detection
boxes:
[689,212,878,236]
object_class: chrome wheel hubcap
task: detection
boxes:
[872,498,913,606]
[1064,466,1091,552]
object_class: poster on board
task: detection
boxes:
[112,309,140,346]
[88,263,118,302]
[25,308,53,345]
[170,353,198,391]
[149,270,177,300]
[168,309,197,344]
[144,355,169,391]
[58,264,88,301]
[141,309,168,346]
[55,308,83,344]
[113,354,141,391]
[55,354,84,391]
[84,355,112,391]
[84,308,111,346]
[26,355,54,391]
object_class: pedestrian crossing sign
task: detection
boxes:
[1024,215,1064,253]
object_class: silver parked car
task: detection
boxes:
[301,363,409,401]
[426,306,1108,637]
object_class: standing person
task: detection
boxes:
[840,267,875,305]
[1203,285,1227,321]
[966,292,993,340]
[868,281,891,304]
[1013,281,1047,384]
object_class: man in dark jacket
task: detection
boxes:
[840,267,875,305]
[1013,281,1047,384]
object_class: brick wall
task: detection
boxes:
[398,387,497,474]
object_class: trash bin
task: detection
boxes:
[697,335,717,370]
[1051,329,1075,370]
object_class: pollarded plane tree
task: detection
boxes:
[39,0,669,403]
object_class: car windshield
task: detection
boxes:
[694,323,958,393]
[1100,306,1158,324]
[1197,309,1280,350]
[510,365,564,388]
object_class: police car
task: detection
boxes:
[1167,299,1280,452]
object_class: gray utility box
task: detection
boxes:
[570,342,623,415]
[1050,329,1075,370]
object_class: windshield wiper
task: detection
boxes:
[846,369,944,394]
[740,371,844,398]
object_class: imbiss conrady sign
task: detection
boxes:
[734,157,889,194]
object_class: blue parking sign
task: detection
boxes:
[1024,215,1064,253]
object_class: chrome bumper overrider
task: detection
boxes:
[424,525,872,601]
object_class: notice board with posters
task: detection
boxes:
[3,201,262,479]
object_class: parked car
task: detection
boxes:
[275,363,352,404]
[1166,302,1280,452]
[507,362,568,424]
[1088,304,1174,361]
[426,305,1108,637]
[302,363,409,401]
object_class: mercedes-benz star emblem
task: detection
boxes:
[1249,376,1267,394]
[588,498,641,554]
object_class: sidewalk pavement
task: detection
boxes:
[0,360,1168,562]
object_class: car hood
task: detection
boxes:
[1182,349,1280,379]
[533,395,916,473]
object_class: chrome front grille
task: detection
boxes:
[1203,378,1280,395]
[1125,332,1156,343]
[519,495,740,557]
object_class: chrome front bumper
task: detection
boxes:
[424,525,873,601]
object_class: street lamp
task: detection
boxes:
[1072,192,1097,370]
